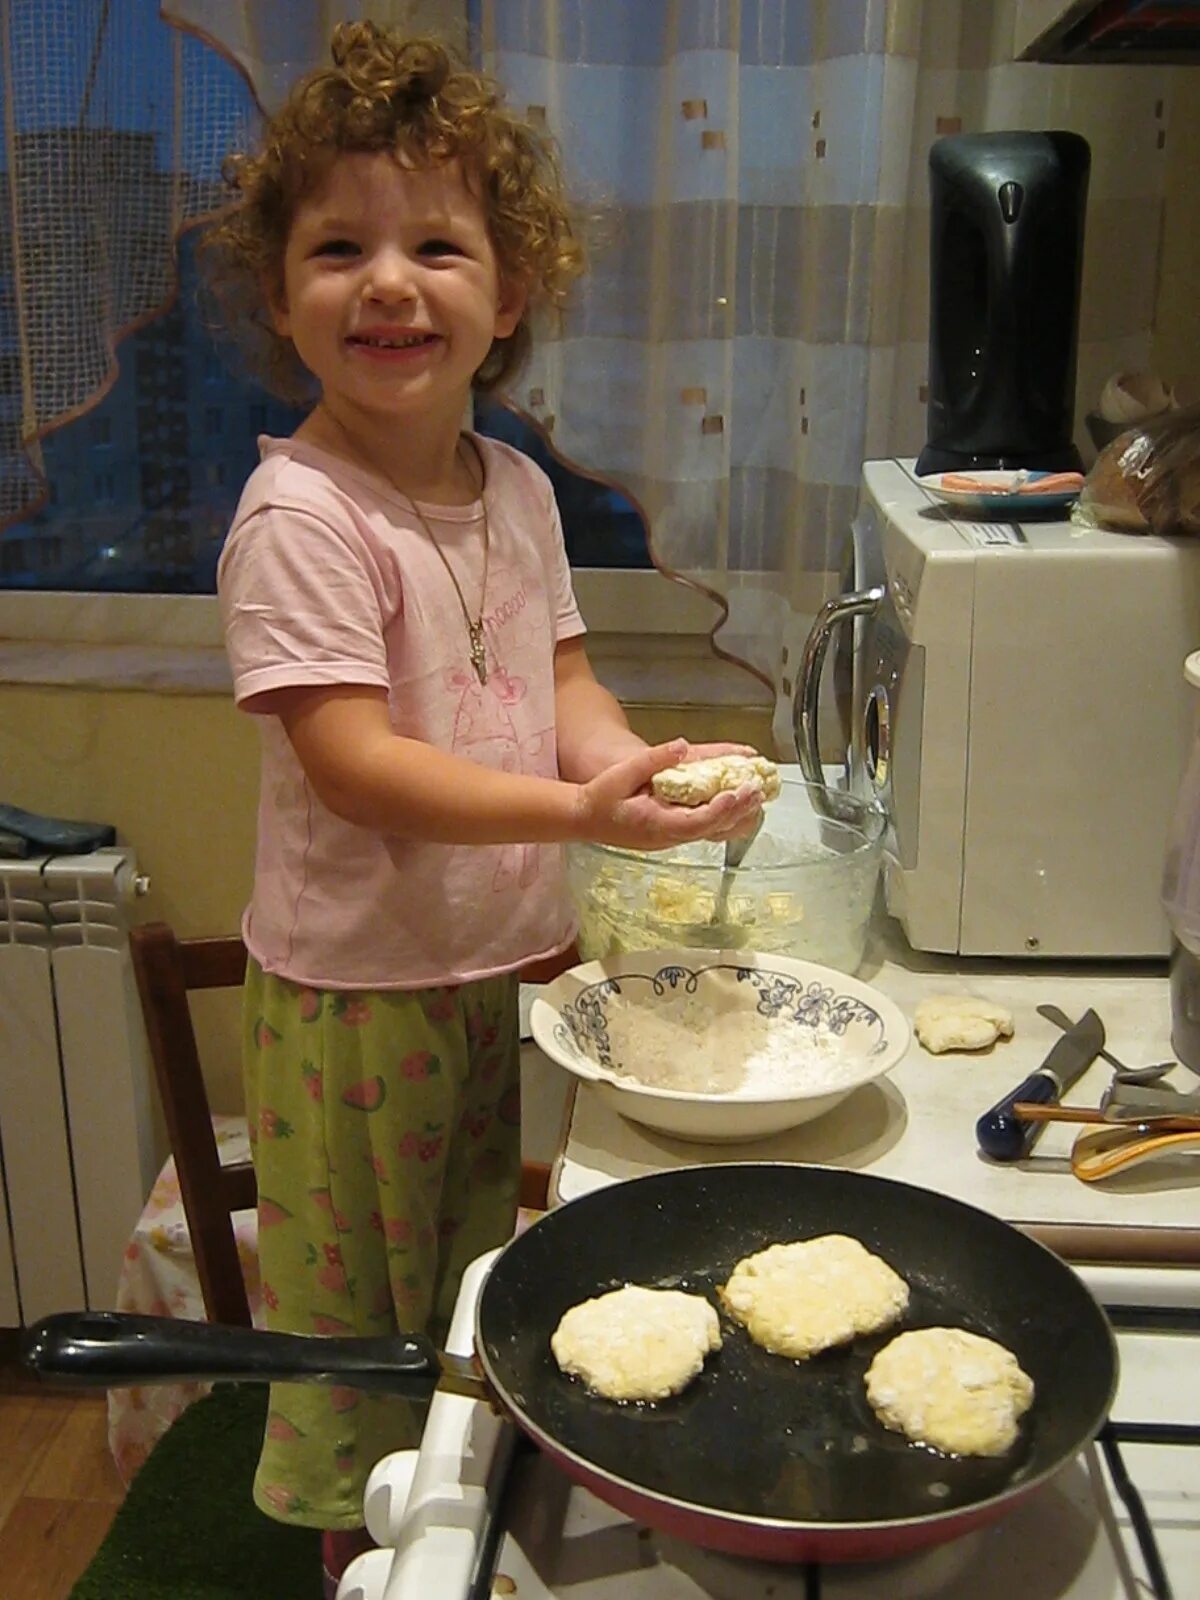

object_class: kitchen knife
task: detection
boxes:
[976,1009,1106,1162]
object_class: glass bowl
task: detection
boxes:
[567,779,886,974]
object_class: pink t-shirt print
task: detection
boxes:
[447,662,550,892]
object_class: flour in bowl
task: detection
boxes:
[601,993,851,1095]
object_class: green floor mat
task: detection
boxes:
[71,1385,320,1600]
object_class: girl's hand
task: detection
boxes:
[573,741,765,849]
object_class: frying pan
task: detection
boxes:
[24,1163,1116,1563]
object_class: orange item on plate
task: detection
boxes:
[940,472,1084,495]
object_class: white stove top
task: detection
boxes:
[339,1255,1200,1600]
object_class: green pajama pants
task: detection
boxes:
[242,960,521,1528]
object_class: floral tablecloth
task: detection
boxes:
[107,1114,262,1485]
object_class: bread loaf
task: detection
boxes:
[1133,403,1200,537]
[1077,431,1149,532]
[1077,404,1200,536]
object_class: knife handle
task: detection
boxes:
[976,1072,1059,1161]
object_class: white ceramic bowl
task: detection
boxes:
[529,948,910,1143]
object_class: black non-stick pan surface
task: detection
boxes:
[473,1163,1116,1546]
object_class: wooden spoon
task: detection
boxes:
[1013,1100,1200,1131]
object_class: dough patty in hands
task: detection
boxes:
[551,1284,722,1402]
[651,753,781,807]
[719,1234,909,1360]
[865,1326,1035,1456]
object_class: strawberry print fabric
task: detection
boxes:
[242,957,521,1528]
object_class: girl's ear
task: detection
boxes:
[493,276,527,340]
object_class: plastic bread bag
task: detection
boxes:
[1073,401,1200,536]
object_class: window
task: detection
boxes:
[0,6,680,598]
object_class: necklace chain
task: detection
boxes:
[403,443,490,685]
[317,411,491,685]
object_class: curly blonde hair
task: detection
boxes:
[199,22,584,401]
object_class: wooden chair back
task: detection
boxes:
[130,922,255,1326]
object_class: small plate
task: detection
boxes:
[918,469,1081,519]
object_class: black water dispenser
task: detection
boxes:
[915,130,1091,476]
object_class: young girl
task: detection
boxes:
[203,22,762,1591]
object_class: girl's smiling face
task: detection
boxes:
[272,151,525,430]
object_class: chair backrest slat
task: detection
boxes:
[176,937,248,991]
[130,921,254,1327]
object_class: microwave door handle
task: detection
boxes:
[793,585,886,789]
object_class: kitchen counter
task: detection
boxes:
[547,917,1200,1264]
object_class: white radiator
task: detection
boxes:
[0,848,156,1324]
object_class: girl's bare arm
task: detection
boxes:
[552,636,646,781]
[273,683,758,848]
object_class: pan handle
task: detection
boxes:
[22,1311,445,1399]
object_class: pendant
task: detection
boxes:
[468,621,488,685]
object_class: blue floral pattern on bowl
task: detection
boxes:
[555,961,887,1076]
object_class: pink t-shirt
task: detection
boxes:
[218,433,585,990]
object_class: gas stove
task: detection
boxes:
[338,1254,1200,1600]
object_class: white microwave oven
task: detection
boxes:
[796,458,1200,959]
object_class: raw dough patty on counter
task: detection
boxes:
[551,1284,722,1402]
[865,1326,1035,1456]
[651,753,781,806]
[718,1234,910,1360]
[913,994,1014,1054]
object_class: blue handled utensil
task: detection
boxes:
[976,1009,1106,1162]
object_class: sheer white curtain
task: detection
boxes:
[476,0,1174,750]
[166,0,462,110]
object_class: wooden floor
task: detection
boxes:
[0,1339,124,1600]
